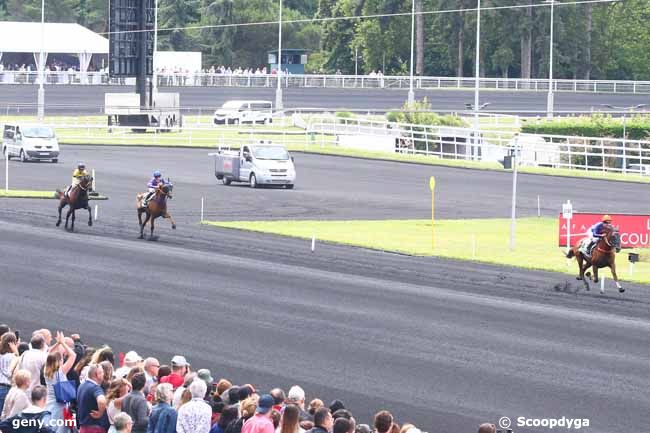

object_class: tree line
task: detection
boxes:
[1,0,649,80]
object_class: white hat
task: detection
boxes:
[171,355,189,367]
[124,351,142,364]
[287,385,305,402]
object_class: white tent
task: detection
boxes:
[0,21,108,82]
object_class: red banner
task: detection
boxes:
[558,213,650,248]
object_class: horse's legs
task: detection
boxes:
[71,209,76,232]
[610,262,624,293]
[576,254,590,290]
[65,207,72,230]
[140,212,150,239]
[150,217,155,239]
[163,212,176,230]
[87,206,93,226]
[56,202,64,227]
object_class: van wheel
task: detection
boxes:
[19,150,27,162]
[234,119,240,125]
[52,158,58,163]
[250,173,257,188]
[286,184,294,189]
[222,177,231,185]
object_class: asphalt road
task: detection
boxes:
[1,85,649,115]
[1,148,649,433]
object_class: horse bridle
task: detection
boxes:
[597,228,617,254]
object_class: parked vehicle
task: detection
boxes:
[210,142,295,188]
[105,92,182,131]
[2,124,59,162]
[213,100,273,125]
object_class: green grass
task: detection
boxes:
[204,217,650,284]
[0,190,108,200]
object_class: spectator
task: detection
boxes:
[75,348,97,384]
[160,357,189,390]
[286,387,310,422]
[0,326,9,340]
[77,364,109,433]
[373,412,392,433]
[121,373,149,433]
[215,380,232,399]
[16,344,29,357]
[269,389,284,412]
[172,373,196,409]
[115,352,142,380]
[0,370,31,420]
[241,394,274,433]
[210,405,238,433]
[333,418,353,433]
[143,359,160,396]
[148,383,176,433]
[114,413,134,433]
[100,362,115,392]
[307,400,323,417]
[305,408,333,433]
[126,368,144,385]
[43,332,77,433]
[0,385,53,433]
[277,404,304,433]
[107,379,131,433]
[157,367,171,385]
[33,330,52,348]
[397,425,413,433]
[17,335,47,392]
[91,347,115,367]
[0,333,18,414]
[477,424,495,433]
[270,411,281,430]
[331,410,352,422]
[388,423,399,433]
[328,402,344,415]
[196,370,213,398]
[176,379,210,433]
[209,401,225,427]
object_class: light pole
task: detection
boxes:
[407,0,415,106]
[545,0,555,119]
[275,0,283,110]
[37,0,45,120]
[510,134,519,251]
[152,0,158,98]
[603,104,647,173]
[474,0,481,130]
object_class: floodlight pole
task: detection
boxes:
[474,0,481,130]
[407,0,415,106]
[152,0,158,98]
[37,0,45,120]
[275,0,283,110]
[546,0,555,119]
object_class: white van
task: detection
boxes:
[213,100,273,125]
[2,124,60,163]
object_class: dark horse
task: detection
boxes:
[566,225,623,293]
[136,183,176,240]
[55,175,93,231]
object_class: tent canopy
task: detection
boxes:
[0,21,108,54]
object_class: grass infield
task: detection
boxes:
[0,190,108,200]
[204,217,650,285]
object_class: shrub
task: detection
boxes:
[521,114,650,140]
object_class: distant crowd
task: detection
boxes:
[0,325,499,433]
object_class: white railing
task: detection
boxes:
[2,70,650,94]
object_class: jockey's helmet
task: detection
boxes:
[77,162,85,170]
[602,214,612,223]
[153,170,162,178]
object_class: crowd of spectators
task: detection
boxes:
[0,324,497,433]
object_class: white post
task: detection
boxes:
[472,233,477,259]
[92,169,96,191]
[407,0,415,106]
[275,0,283,110]
[201,197,204,222]
[622,113,627,174]
[600,275,605,294]
[474,0,481,130]
[311,233,316,252]
[537,195,541,217]
[546,0,555,119]
[510,135,518,251]
[566,213,571,253]
[4,148,8,191]
[37,0,45,121]
[94,204,98,221]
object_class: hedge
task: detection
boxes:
[521,114,650,140]
[386,98,468,128]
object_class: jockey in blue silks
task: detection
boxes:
[142,170,166,207]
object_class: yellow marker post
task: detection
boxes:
[429,176,436,249]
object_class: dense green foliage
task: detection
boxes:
[388,99,468,127]
[522,115,650,140]
[4,0,650,79]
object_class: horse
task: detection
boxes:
[136,182,176,240]
[55,175,93,231]
[566,225,623,293]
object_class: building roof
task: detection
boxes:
[0,21,108,54]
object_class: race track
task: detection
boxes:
[1,85,650,115]
[1,147,649,433]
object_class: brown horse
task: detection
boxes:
[566,225,623,293]
[136,182,176,240]
[55,175,93,231]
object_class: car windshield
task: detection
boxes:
[222,101,242,109]
[22,126,54,138]
[252,146,289,160]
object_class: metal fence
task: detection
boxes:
[3,70,650,94]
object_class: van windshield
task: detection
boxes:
[252,146,289,160]
[222,101,242,109]
[22,126,54,139]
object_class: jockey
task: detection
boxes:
[143,170,165,207]
[583,214,612,254]
[66,162,89,196]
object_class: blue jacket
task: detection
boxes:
[589,222,607,238]
[147,177,165,189]
[147,402,177,433]
[0,411,54,433]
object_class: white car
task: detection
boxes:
[2,124,60,163]
[213,100,273,125]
